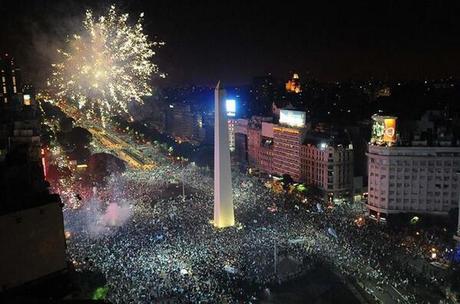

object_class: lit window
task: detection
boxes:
[23,94,31,106]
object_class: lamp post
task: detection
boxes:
[181,157,185,202]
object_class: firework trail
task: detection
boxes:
[50,5,164,121]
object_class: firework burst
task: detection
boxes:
[51,5,164,121]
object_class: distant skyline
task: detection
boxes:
[1,0,460,87]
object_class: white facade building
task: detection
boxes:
[367,145,460,219]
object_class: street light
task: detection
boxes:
[181,157,185,202]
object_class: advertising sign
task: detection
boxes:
[371,115,397,146]
[226,99,236,117]
[383,118,396,143]
[279,109,306,128]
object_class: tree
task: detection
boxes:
[56,131,72,150]
[40,124,54,146]
[59,117,74,133]
[281,174,294,191]
[68,146,91,163]
[68,127,92,148]
[87,153,126,183]
[41,101,66,120]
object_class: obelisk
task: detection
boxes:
[214,81,235,228]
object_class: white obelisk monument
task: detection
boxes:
[214,81,235,228]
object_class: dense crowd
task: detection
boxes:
[55,139,453,303]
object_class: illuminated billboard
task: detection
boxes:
[226,99,236,117]
[383,118,396,143]
[279,109,306,128]
[371,114,397,146]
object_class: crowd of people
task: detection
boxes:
[53,133,455,304]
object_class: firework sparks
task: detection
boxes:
[50,5,164,121]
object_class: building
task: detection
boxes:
[0,61,67,291]
[285,73,301,94]
[0,53,21,105]
[0,199,66,292]
[272,109,306,180]
[367,114,460,219]
[240,108,355,201]
[301,132,354,201]
[241,110,301,181]
[367,145,460,219]
[234,119,248,165]
[246,116,273,171]
[259,122,274,174]
[273,125,303,180]
[247,123,261,168]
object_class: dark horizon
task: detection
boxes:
[1,0,460,87]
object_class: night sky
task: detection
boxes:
[1,0,460,87]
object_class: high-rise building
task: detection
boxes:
[247,124,261,168]
[246,117,273,169]
[367,114,460,220]
[246,119,275,174]
[259,122,274,174]
[367,145,460,219]
[237,109,356,203]
[301,133,354,201]
[234,119,248,165]
[0,74,66,290]
[272,110,307,180]
[0,53,21,105]
[272,126,303,180]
